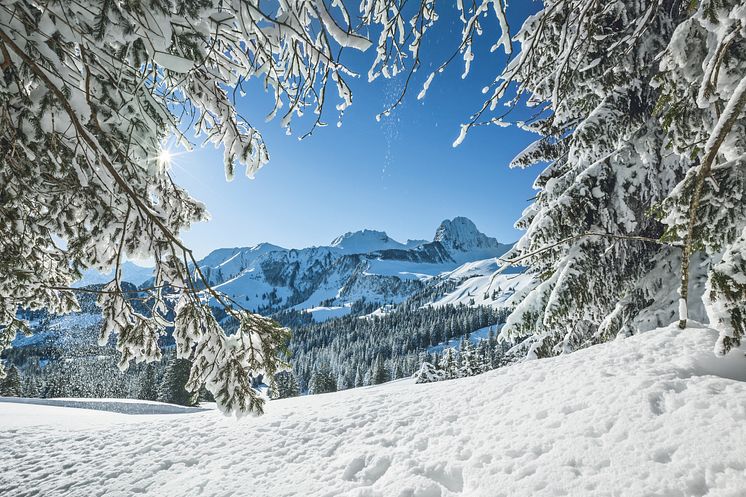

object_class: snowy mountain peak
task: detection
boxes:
[434,217,500,253]
[330,229,404,254]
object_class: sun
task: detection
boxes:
[158,148,173,168]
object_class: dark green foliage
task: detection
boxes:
[270,370,300,400]
[0,365,21,396]
[158,358,198,407]
[371,355,390,385]
[309,364,337,395]
[137,363,158,401]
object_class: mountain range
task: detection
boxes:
[76,216,526,321]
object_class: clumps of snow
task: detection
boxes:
[2,324,744,496]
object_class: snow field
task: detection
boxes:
[1,323,745,497]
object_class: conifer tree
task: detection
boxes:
[441,348,460,380]
[309,364,337,395]
[414,362,444,384]
[0,365,21,397]
[472,0,746,361]
[354,366,364,389]
[158,359,197,407]
[459,337,479,377]
[269,371,300,400]
[371,355,390,385]
[137,364,158,402]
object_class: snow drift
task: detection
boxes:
[1,323,745,497]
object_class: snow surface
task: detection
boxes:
[431,258,534,309]
[2,323,746,496]
[305,305,353,322]
[330,229,407,254]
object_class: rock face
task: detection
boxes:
[433,217,507,263]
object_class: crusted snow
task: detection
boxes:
[2,324,745,496]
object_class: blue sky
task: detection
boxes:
[171,2,542,258]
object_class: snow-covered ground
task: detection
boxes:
[431,259,534,309]
[2,323,745,497]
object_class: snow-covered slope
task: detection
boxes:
[330,229,407,254]
[431,258,534,309]
[2,324,745,496]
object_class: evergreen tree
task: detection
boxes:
[441,348,460,380]
[269,371,300,400]
[158,359,198,407]
[475,0,746,361]
[459,337,479,377]
[354,366,364,388]
[371,355,390,385]
[414,362,444,384]
[0,365,21,397]
[309,364,337,395]
[336,371,348,391]
[476,340,492,374]
[137,364,158,401]
[393,361,404,380]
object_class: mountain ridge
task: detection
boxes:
[76,217,516,319]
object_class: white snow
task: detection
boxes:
[431,258,534,309]
[330,229,407,254]
[305,305,353,322]
[2,323,745,496]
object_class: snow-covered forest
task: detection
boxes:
[2,0,746,495]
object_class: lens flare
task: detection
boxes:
[158,148,172,168]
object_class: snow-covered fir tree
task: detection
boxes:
[269,371,300,400]
[456,0,746,359]
[354,366,364,389]
[414,362,444,384]
[158,358,197,407]
[0,364,21,396]
[654,0,746,354]
[458,336,479,377]
[441,348,460,380]
[309,364,337,395]
[371,354,391,385]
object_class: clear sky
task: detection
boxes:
[170,3,542,258]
